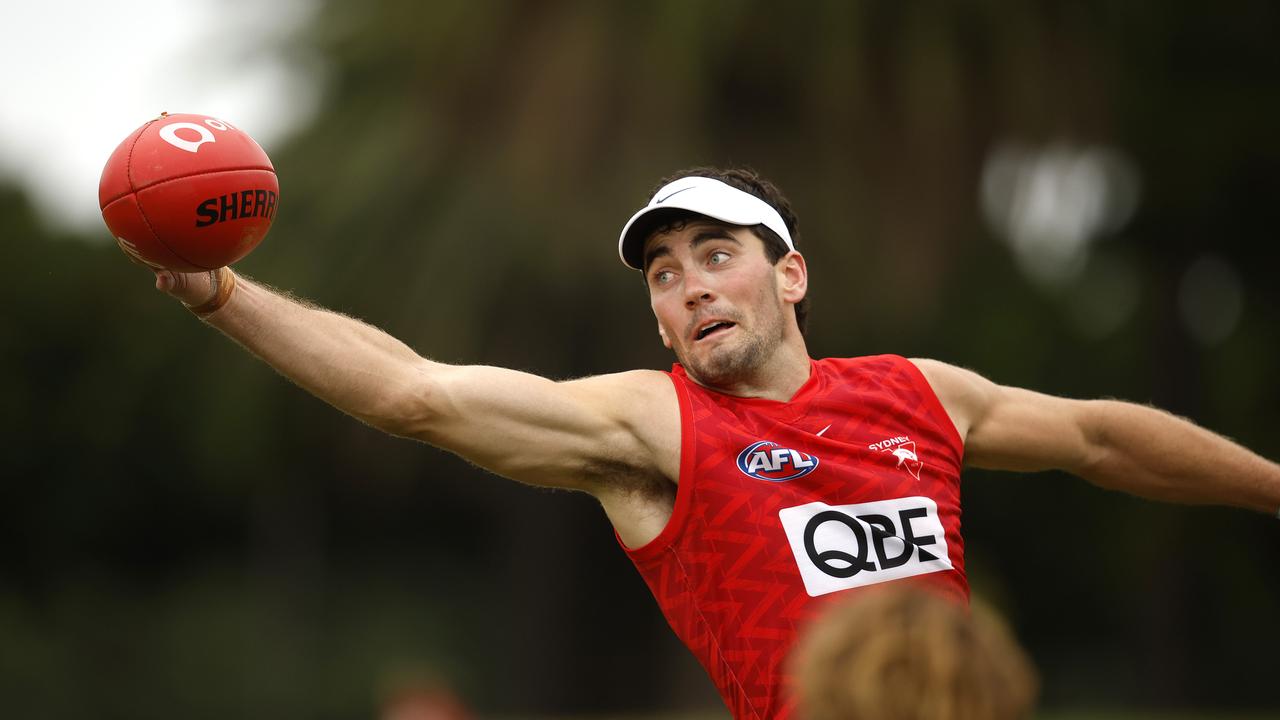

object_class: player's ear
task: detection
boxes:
[778,251,808,304]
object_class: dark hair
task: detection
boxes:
[645,167,809,335]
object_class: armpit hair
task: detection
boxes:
[582,456,677,504]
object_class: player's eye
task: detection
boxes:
[652,269,673,285]
[709,250,730,265]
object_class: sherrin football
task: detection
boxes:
[99,112,278,271]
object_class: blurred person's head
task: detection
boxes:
[377,667,471,720]
[793,586,1038,720]
[619,167,810,389]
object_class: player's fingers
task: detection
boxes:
[154,269,175,293]
[115,236,151,267]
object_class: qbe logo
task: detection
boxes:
[778,497,952,597]
[736,441,820,482]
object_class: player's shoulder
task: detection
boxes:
[563,368,673,390]
[816,353,927,379]
[823,355,977,400]
[905,358,1008,441]
[559,369,677,412]
[562,370,680,464]
[906,357,953,378]
[906,358,994,391]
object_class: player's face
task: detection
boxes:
[643,220,793,388]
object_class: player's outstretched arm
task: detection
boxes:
[156,268,678,492]
[912,359,1280,516]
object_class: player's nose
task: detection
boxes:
[683,272,715,307]
[680,266,721,304]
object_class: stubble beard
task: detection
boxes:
[677,293,786,391]
[684,329,772,389]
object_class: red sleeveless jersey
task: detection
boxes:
[621,355,967,720]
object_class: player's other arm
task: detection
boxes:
[157,269,676,490]
[912,359,1280,515]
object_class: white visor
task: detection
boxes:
[617,176,794,270]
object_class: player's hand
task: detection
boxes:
[153,268,220,308]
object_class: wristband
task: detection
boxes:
[185,267,237,317]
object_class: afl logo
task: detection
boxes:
[736,441,820,482]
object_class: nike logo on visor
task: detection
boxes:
[654,186,695,204]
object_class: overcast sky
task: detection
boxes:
[0,0,321,235]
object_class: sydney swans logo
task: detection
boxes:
[869,436,923,480]
[737,441,820,482]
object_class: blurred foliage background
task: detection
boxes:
[2,1,1278,718]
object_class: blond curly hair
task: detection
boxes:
[793,586,1038,720]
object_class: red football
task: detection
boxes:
[99,112,278,272]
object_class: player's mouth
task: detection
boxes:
[694,320,737,342]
